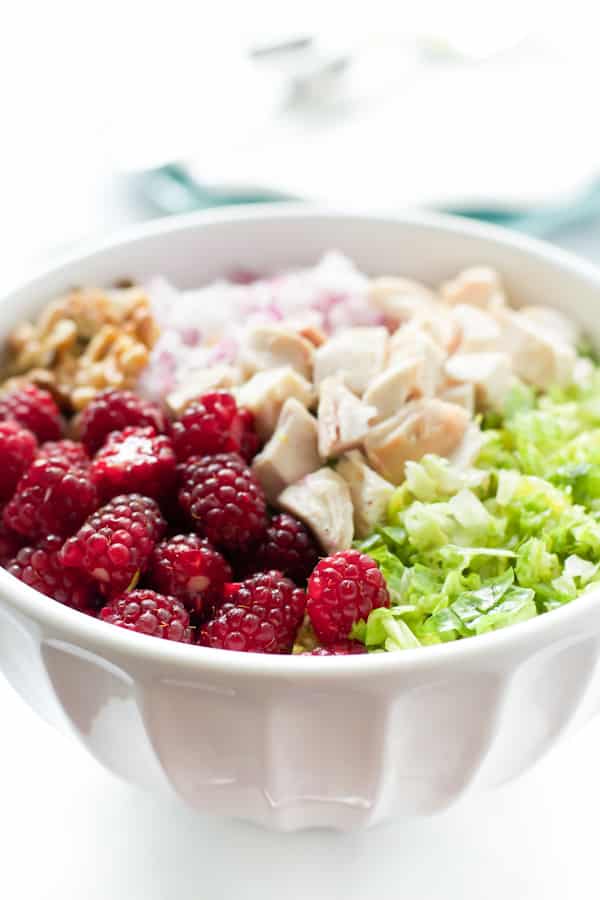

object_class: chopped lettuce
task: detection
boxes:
[417,580,536,644]
[515,538,560,589]
[360,541,405,603]
[352,608,421,651]
[403,455,488,502]
[503,380,537,420]
[355,371,600,651]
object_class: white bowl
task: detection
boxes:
[2,206,600,832]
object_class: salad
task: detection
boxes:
[0,253,597,656]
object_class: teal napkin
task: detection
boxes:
[141,163,600,240]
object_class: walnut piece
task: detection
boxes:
[1,285,159,410]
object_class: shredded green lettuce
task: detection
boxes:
[354,365,600,652]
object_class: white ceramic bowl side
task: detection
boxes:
[2,207,600,832]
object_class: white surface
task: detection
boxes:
[2,670,600,900]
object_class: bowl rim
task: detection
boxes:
[2,201,600,678]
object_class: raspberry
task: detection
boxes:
[305,640,367,656]
[60,494,166,596]
[0,520,25,565]
[38,439,89,466]
[178,452,267,552]
[99,589,192,642]
[90,426,176,502]
[253,514,320,584]
[236,408,261,462]
[307,550,390,643]
[6,534,99,613]
[3,457,98,539]
[0,385,63,442]
[171,392,259,462]
[199,570,305,653]
[0,420,38,501]
[79,389,168,454]
[150,533,231,617]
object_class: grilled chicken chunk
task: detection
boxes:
[235,366,315,441]
[387,325,446,393]
[278,468,354,554]
[239,324,314,380]
[439,382,476,415]
[452,304,504,353]
[364,399,470,484]
[313,327,388,395]
[440,266,506,310]
[496,310,576,389]
[368,276,438,327]
[364,356,433,422]
[449,422,486,468]
[252,398,320,502]
[445,351,513,412]
[519,305,580,347]
[336,450,394,538]
[317,375,377,458]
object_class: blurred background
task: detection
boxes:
[1,0,599,290]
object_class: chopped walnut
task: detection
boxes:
[1,285,159,410]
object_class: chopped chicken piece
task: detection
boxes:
[235,366,315,441]
[452,304,504,353]
[519,305,579,347]
[439,382,476,415]
[166,365,241,415]
[278,468,354,554]
[317,375,377,458]
[298,323,327,347]
[239,324,314,380]
[369,278,458,350]
[368,276,438,326]
[364,399,470,484]
[388,321,448,364]
[445,352,513,412]
[449,422,486,469]
[278,311,327,346]
[440,266,506,310]
[388,325,446,393]
[252,398,320,502]
[411,306,460,352]
[336,450,394,538]
[496,310,576,389]
[364,357,430,421]
[313,327,388,395]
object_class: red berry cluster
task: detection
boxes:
[6,534,98,614]
[171,392,259,462]
[199,570,305,653]
[306,550,390,645]
[0,385,388,655]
